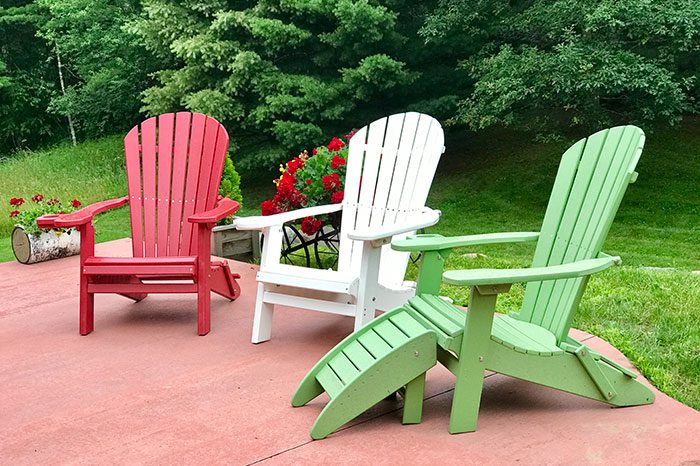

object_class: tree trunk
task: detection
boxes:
[12,226,80,264]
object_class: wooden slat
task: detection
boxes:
[384,113,420,225]
[180,113,206,255]
[342,340,376,371]
[141,117,158,257]
[316,365,345,398]
[88,283,197,294]
[328,352,361,385]
[409,296,462,337]
[357,329,392,358]
[337,126,366,272]
[389,310,429,337]
[205,124,229,211]
[124,126,144,257]
[168,112,192,256]
[421,294,465,327]
[189,116,219,254]
[83,264,195,276]
[396,114,431,213]
[156,113,175,256]
[374,320,409,347]
[353,117,387,233]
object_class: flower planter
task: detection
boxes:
[211,223,260,262]
[11,226,80,264]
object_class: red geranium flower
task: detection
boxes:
[301,216,322,236]
[286,157,304,175]
[331,190,344,204]
[312,148,318,155]
[326,137,345,152]
[70,199,81,208]
[330,155,346,170]
[261,200,277,216]
[322,172,340,190]
[32,194,44,203]
[305,179,312,185]
[344,129,357,141]
[9,197,24,206]
[9,210,19,218]
[47,198,60,205]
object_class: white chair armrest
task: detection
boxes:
[233,204,343,230]
[347,208,441,242]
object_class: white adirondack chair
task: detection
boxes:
[235,112,445,343]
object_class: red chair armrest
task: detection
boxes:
[188,198,240,224]
[37,196,129,228]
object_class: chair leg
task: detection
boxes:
[197,272,211,336]
[252,282,274,343]
[402,372,426,424]
[355,242,382,331]
[448,286,498,434]
[80,278,94,335]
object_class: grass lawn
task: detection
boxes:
[1,119,698,409]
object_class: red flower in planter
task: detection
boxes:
[327,137,345,152]
[344,129,357,141]
[9,210,19,218]
[286,157,304,175]
[322,173,340,190]
[32,194,44,203]
[312,148,318,155]
[331,190,344,204]
[330,155,346,170]
[70,199,81,208]
[261,200,278,216]
[9,197,24,206]
[305,179,312,185]
[301,216,322,236]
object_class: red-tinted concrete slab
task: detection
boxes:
[1,239,698,465]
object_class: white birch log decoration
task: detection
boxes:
[12,226,80,264]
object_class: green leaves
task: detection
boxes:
[134,0,418,167]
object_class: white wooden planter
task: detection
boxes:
[11,226,81,264]
[211,223,260,262]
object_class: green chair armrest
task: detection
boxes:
[391,231,540,252]
[442,256,621,286]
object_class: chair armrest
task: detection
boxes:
[188,197,241,224]
[391,231,540,252]
[233,204,343,230]
[442,256,621,287]
[347,208,441,242]
[37,196,129,228]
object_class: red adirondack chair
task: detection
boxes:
[37,112,242,335]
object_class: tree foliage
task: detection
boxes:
[130,0,433,168]
[422,0,699,136]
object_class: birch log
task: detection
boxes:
[12,227,80,264]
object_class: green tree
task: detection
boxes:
[37,0,159,139]
[131,0,442,169]
[422,0,699,136]
[0,1,61,152]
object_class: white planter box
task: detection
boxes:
[12,226,80,264]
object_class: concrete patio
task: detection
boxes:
[1,239,698,465]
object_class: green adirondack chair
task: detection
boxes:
[292,125,655,439]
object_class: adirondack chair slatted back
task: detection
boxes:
[124,112,229,258]
[518,126,645,342]
[338,112,444,285]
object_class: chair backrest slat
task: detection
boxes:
[518,126,645,342]
[167,112,193,255]
[156,113,175,256]
[337,112,444,286]
[124,127,144,257]
[123,112,229,258]
[141,117,158,257]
